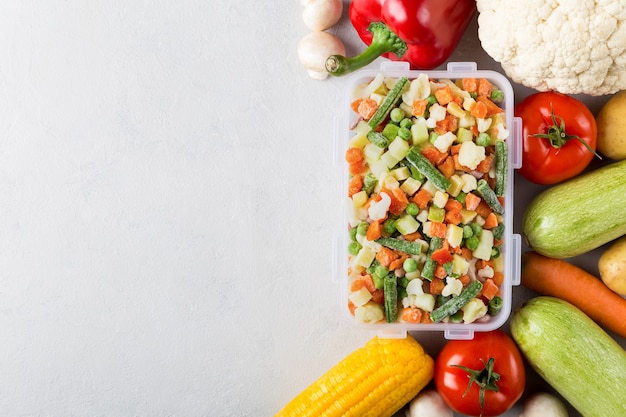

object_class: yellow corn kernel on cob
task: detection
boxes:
[274,335,434,417]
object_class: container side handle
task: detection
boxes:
[380,61,411,71]
[511,116,523,169]
[447,62,477,72]
[510,233,522,286]
[444,329,475,340]
[377,328,408,339]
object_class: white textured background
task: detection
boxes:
[0,2,622,417]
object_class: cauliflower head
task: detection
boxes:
[477,0,626,95]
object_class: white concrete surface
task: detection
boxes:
[0,2,621,417]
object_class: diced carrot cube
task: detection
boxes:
[376,246,399,268]
[476,95,504,116]
[458,274,471,286]
[461,247,473,260]
[421,146,448,165]
[351,98,363,113]
[481,278,500,300]
[357,98,379,119]
[386,187,410,216]
[366,220,382,241]
[412,99,428,117]
[389,255,408,271]
[345,147,364,164]
[464,192,482,211]
[429,278,445,295]
[412,188,432,210]
[476,154,494,173]
[478,78,492,97]
[348,174,363,197]
[420,311,433,324]
[437,155,456,178]
[483,212,499,229]
[429,221,447,238]
[470,100,488,119]
[403,231,423,241]
[435,85,454,105]
[401,307,422,323]
[462,78,479,93]
[348,300,356,315]
[445,199,463,212]
[371,289,385,305]
[444,210,463,225]
[475,200,493,219]
[492,271,504,286]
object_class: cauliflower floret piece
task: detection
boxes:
[460,173,478,193]
[368,191,391,221]
[458,141,486,170]
[462,298,488,323]
[442,277,463,297]
[433,131,457,153]
[426,103,447,128]
[476,0,626,95]
[354,302,384,323]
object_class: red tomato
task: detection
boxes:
[515,91,598,184]
[434,330,525,417]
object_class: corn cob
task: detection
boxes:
[274,335,434,417]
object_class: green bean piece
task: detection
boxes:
[405,148,451,191]
[430,280,483,323]
[476,179,504,214]
[488,295,504,315]
[368,77,409,129]
[495,140,507,197]
[362,173,378,195]
[376,237,424,255]
[367,131,389,148]
[384,273,398,323]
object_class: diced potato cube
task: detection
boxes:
[353,120,372,136]
[400,177,422,196]
[396,214,420,235]
[364,142,385,163]
[447,224,464,248]
[381,151,400,169]
[370,92,385,106]
[421,180,438,196]
[351,190,368,208]
[462,298,488,323]
[460,209,477,224]
[432,190,449,208]
[349,287,372,307]
[447,174,465,197]
[473,229,494,260]
[392,166,411,181]
[411,119,430,145]
[353,246,377,268]
[369,159,389,178]
[452,254,470,275]
[354,302,384,323]
[388,136,410,160]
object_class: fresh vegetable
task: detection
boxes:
[434,330,525,417]
[325,0,476,75]
[346,73,510,325]
[274,335,434,417]
[511,296,626,417]
[514,92,598,185]
[522,159,626,258]
[476,1,626,95]
[520,251,626,339]
[297,31,345,80]
[405,389,453,417]
[519,392,569,417]
[596,90,626,160]
[598,235,626,296]
[301,0,343,31]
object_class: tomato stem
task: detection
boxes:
[533,104,601,159]
[453,357,500,417]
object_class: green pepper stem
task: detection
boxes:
[325,22,407,77]
[533,104,602,159]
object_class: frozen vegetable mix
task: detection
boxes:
[345,73,509,325]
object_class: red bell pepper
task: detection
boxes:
[326,0,476,76]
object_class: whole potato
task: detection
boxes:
[599,235,626,296]
[596,91,626,160]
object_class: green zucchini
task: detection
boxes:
[511,297,626,417]
[522,159,626,258]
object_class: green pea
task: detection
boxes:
[390,107,405,123]
[398,127,411,140]
[403,258,418,273]
[348,241,362,256]
[357,222,369,236]
[405,202,419,216]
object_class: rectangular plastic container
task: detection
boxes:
[334,62,522,340]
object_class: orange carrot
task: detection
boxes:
[476,95,503,116]
[521,251,626,339]
[480,278,500,300]
[412,99,428,117]
[483,212,499,229]
[348,174,363,197]
[444,210,463,226]
[357,98,379,119]
[470,100,488,119]
[386,187,410,216]
[403,231,423,241]
[376,246,399,268]
[371,290,384,305]
[429,221,447,238]
[437,156,456,178]
[421,146,448,165]
[476,154,494,173]
[444,199,463,212]
[492,271,504,286]
[461,247,473,261]
[464,192,482,211]
[401,307,422,323]
[434,114,458,135]
[462,78,478,93]
[350,98,363,113]
[477,78,492,97]
[434,265,448,279]
[345,147,364,164]
[475,200,493,219]
[366,220,382,241]
[412,189,432,210]
[429,278,445,295]
[458,274,471,286]
[389,255,408,272]
[434,85,454,105]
